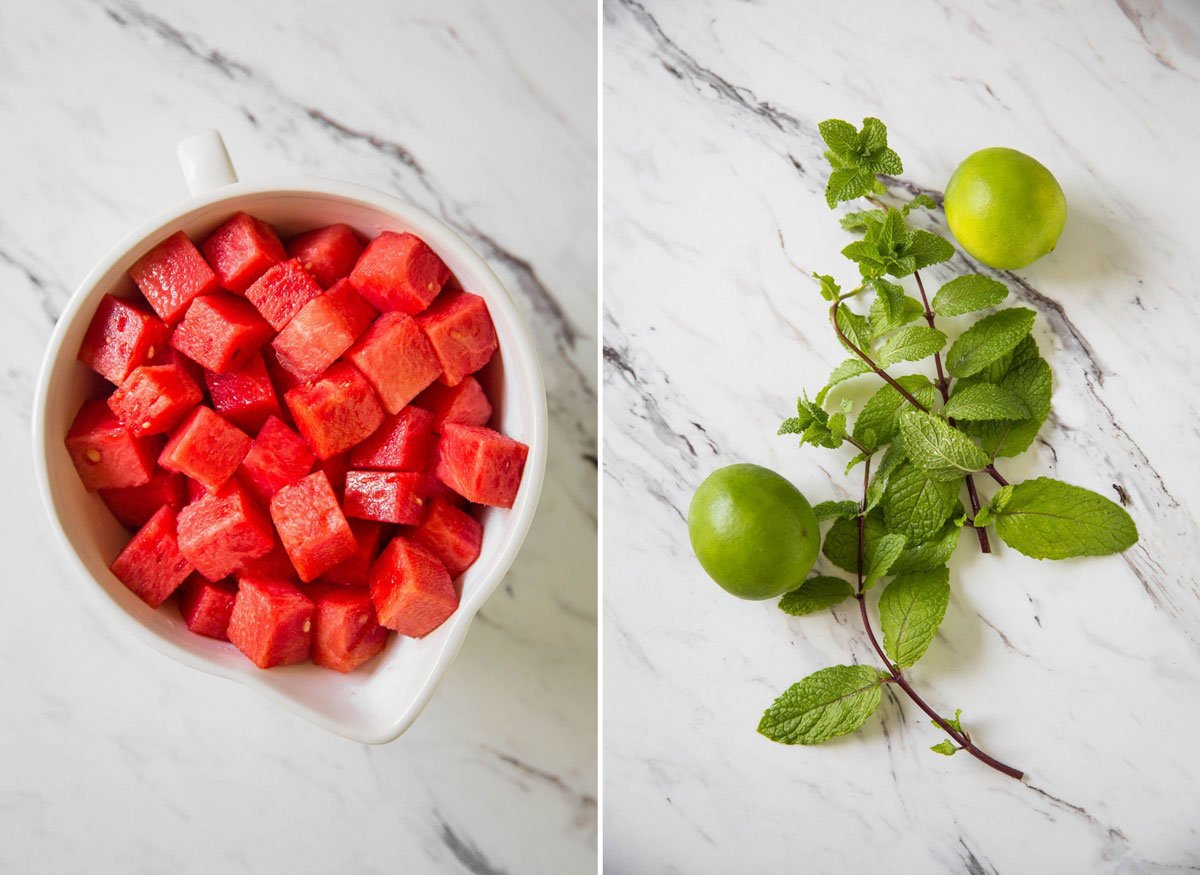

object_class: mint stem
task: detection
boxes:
[829,300,931,411]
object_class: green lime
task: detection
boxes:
[688,463,819,600]
[944,147,1067,270]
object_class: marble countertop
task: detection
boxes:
[0,2,596,873]
[603,1,1200,872]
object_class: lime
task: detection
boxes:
[944,147,1067,270]
[688,463,819,600]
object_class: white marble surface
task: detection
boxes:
[0,2,595,873]
[604,1,1200,872]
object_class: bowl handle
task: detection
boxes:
[177,130,238,196]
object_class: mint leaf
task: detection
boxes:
[840,208,885,231]
[865,442,906,513]
[882,463,962,543]
[903,194,936,215]
[826,168,876,208]
[779,576,855,616]
[818,119,859,161]
[943,383,1031,421]
[835,306,873,352]
[903,230,955,272]
[897,410,991,481]
[930,740,959,756]
[869,279,924,336]
[945,308,1036,378]
[931,275,1008,316]
[892,518,961,574]
[823,510,885,574]
[864,533,906,590]
[758,665,887,745]
[991,477,1139,559]
[879,566,951,668]
[820,358,872,399]
[814,272,841,302]
[813,500,859,522]
[944,708,964,734]
[876,326,947,367]
[852,375,937,450]
[971,352,1052,457]
[778,417,804,435]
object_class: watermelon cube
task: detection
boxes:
[129,231,220,323]
[349,230,449,314]
[415,376,492,433]
[159,406,252,492]
[77,294,170,384]
[185,476,209,504]
[370,537,458,638]
[269,471,357,582]
[309,585,389,673]
[416,292,498,386]
[287,223,364,288]
[283,362,384,459]
[110,506,194,607]
[65,400,159,491]
[227,577,315,668]
[343,470,426,525]
[317,451,350,498]
[346,312,440,413]
[236,537,299,583]
[201,212,286,294]
[177,575,237,640]
[410,499,483,578]
[108,363,203,437]
[239,415,314,500]
[170,293,272,373]
[204,352,283,433]
[349,406,435,471]
[436,424,528,508]
[99,468,186,528]
[318,519,387,587]
[177,482,274,581]
[245,257,323,330]
[271,279,376,381]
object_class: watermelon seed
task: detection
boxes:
[147,345,156,359]
[85,448,102,463]
[302,619,311,632]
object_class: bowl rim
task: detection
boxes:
[31,176,549,744]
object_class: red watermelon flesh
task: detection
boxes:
[235,537,298,584]
[343,470,426,525]
[348,230,449,314]
[245,257,324,330]
[204,352,283,433]
[170,293,273,374]
[287,223,364,289]
[410,498,483,578]
[350,406,435,471]
[176,481,274,581]
[370,537,458,638]
[318,518,387,587]
[239,415,314,500]
[415,376,492,433]
[201,212,286,294]
[416,292,498,386]
[108,363,203,437]
[178,575,237,640]
[436,424,529,509]
[129,231,220,324]
[271,279,376,381]
[284,361,384,460]
[77,294,170,385]
[346,312,440,414]
[99,468,186,528]
[110,505,194,608]
[227,577,314,668]
[185,477,208,504]
[317,451,350,498]
[65,399,160,491]
[309,584,389,673]
[159,406,251,492]
[269,471,357,582]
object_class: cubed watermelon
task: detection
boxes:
[317,451,350,498]
[176,482,274,581]
[177,575,237,640]
[345,312,440,413]
[185,476,209,504]
[77,294,170,384]
[245,257,323,330]
[287,224,364,289]
[227,577,314,668]
[269,471,357,582]
[108,363,203,437]
[343,470,426,525]
[370,537,458,638]
[283,361,384,459]
[271,279,376,381]
[349,406,435,471]
[65,399,160,491]
[436,423,529,508]
[201,212,286,294]
[129,231,220,323]
[318,519,387,587]
[348,230,449,314]
[410,498,483,578]
[170,293,273,373]
[155,344,206,388]
[110,505,194,607]
[204,352,283,433]
[416,292,498,386]
[309,584,389,672]
[99,468,186,528]
[235,537,299,583]
[239,415,314,500]
[159,406,252,492]
[415,376,492,432]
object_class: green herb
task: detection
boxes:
[779,576,856,615]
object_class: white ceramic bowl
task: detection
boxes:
[32,132,547,743]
